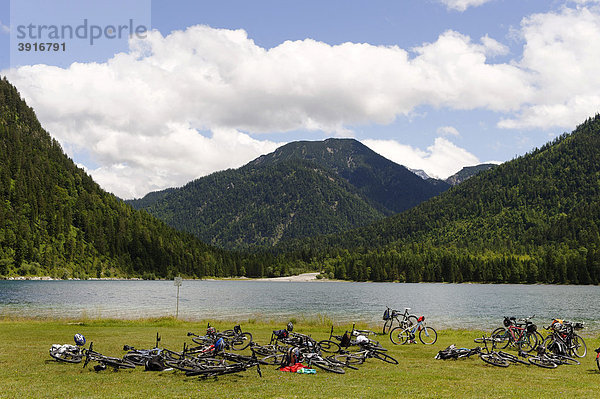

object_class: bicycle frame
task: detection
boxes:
[505,324,528,346]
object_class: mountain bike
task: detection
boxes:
[82,342,136,371]
[329,324,382,349]
[520,345,580,368]
[184,348,263,379]
[389,315,437,345]
[491,316,538,352]
[382,307,418,334]
[49,344,84,363]
[332,345,398,367]
[188,324,253,350]
[541,320,587,358]
[121,332,182,365]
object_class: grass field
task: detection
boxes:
[0,318,598,398]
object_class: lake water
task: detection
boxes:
[1,280,599,331]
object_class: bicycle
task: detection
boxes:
[184,348,263,379]
[329,324,382,350]
[49,344,84,363]
[333,345,398,366]
[473,335,509,367]
[491,316,538,352]
[520,345,580,368]
[188,324,253,351]
[82,342,136,371]
[389,315,437,345]
[382,307,418,334]
[122,332,182,366]
[541,319,587,358]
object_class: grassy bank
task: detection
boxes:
[1,319,599,398]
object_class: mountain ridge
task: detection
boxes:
[129,138,450,248]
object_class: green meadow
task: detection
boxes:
[1,318,598,398]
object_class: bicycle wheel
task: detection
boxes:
[231,332,252,350]
[382,319,394,334]
[491,327,510,349]
[571,334,587,358]
[333,353,365,366]
[318,340,341,354]
[101,357,136,370]
[370,351,398,365]
[518,332,538,353]
[122,353,147,366]
[389,326,409,345]
[260,353,285,365]
[497,351,529,365]
[310,359,345,374]
[480,353,509,367]
[528,356,558,369]
[49,348,83,364]
[552,355,580,366]
[419,326,437,345]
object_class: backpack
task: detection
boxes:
[383,309,390,321]
[340,331,352,348]
[145,355,169,371]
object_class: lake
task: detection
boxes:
[1,280,599,331]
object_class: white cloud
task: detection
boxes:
[6,5,600,197]
[0,20,9,34]
[499,6,600,130]
[436,126,460,136]
[3,26,528,198]
[362,137,480,179]
[439,0,493,12]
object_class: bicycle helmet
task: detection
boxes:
[74,333,86,346]
[207,326,216,335]
[214,337,225,352]
[287,322,294,332]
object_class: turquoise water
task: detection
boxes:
[1,280,598,330]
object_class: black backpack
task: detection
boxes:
[340,331,352,348]
[145,355,169,371]
[383,309,390,321]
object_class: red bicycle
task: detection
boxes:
[491,316,539,352]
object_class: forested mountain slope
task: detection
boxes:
[129,159,385,249]
[0,77,239,279]
[279,116,600,284]
[130,138,448,249]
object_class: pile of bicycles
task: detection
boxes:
[50,324,263,379]
[469,316,587,369]
[49,321,399,379]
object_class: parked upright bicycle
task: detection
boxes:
[491,316,538,352]
[389,315,437,345]
[382,307,418,334]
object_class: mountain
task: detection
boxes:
[129,159,385,249]
[408,168,430,179]
[129,138,449,249]
[0,77,240,279]
[278,116,600,284]
[445,163,497,186]
[249,139,450,214]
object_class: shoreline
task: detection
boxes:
[1,272,325,282]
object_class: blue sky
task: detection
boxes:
[1,0,599,198]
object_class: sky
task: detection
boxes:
[1,0,600,199]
